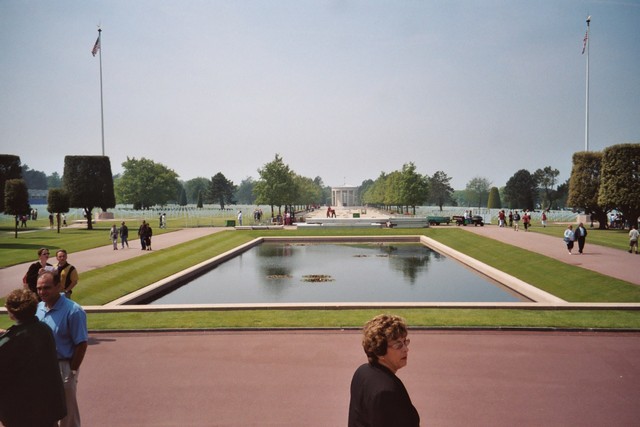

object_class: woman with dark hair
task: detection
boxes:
[0,288,67,427]
[348,314,420,426]
[24,247,53,296]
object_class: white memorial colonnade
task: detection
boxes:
[331,185,358,207]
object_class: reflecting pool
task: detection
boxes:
[147,242,524,304]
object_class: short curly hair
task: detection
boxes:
[361,314,408,364]
[5,289,38,322]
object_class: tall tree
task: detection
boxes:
[465,177,491,208]
[234,177,256,205]
[21,164,48,189]
[598,143,640,229]
[47,188,70,233]
[358,179,375,205]
[47,172,62,189]
[534,166,560,210]
[184,177,210,204]
[567,151,609,229]
[3,179,30,238]
[384,171,402,212]
[254,154,295,216]
[294,175,323,207]
[399,162,429,215]
[487,187,502,209]
[0,154,22,212]
[178,186,188,206]
[554,179,569,210]
[207,172,236,209]
[63,156,115,230]
[114,157,180,210]
[428,171,454,211]
[313,176,331,206]
[504,169,537,210]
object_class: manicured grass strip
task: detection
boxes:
[426,228,640,303]
[0,225,174,267]
[81,309,640,330]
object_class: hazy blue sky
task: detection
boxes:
[1,0,638,190]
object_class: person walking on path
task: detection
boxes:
[575,222,588,254]
[564,225,576,255]
[541,211,547,227]
[513,211,521,231]
[56,249,79,299]
[629,225,639,254]
[138,221,148,250]
[0,289,67,427]
[36,272,88,427]
[145,224,153,251]
[498,210,506,227]
[522,211,531,231]
[237,210,243,226]
[119,221,129,248]
[109,224,119,250]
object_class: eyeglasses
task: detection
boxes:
[389,339,410,350]
[41,252,50,256]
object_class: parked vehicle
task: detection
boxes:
[452,215,484,226]
[426,216,451,225]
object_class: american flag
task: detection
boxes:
[581,30,588,54]
[91,36,100,57]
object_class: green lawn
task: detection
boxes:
[1,224,639,330]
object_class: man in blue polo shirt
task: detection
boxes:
[37,271,88,427]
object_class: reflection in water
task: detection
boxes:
[149,242,523,304]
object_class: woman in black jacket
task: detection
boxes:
[24,247,52,297]
[348,314,420,427]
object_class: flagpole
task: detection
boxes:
[98,28,105,156]
[584,16,590,152]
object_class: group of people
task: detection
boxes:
[563,222,639,255]
[497,210,534,231]
[2,248,88,426]
[24,248,79,299]
[108,220,159,250]
[138,220,153,250]
[109,221,130,250]
[253,208,264,223]
[563,222,589,255]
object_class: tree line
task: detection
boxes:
[2,143,638,236]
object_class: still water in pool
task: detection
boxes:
[148,242,524,304]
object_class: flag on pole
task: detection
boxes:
[91,36,101,57]
[581,30,588,54]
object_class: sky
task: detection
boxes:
[1,0,639,190]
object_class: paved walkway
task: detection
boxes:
[79,329,640,426]
[459,224,640,286]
